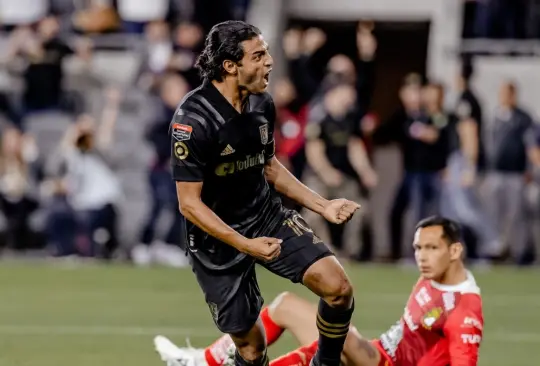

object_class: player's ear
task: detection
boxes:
[223,60,238,76]
[449,241,463,261]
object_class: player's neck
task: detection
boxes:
[212,79,249,113]
[434,262,468,286]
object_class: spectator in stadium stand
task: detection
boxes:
[281,24,377,257]
[483,81,536,264]
[455,59,485,171]
[439,62,501,263]
[137,21,203,92]
[136,21,175,91]
[44,88,122,259]
[304,82,378,259]
[282,22,376,120]
[373,75,450,262]
[524,123,540,265]
[272,77,309,211]
[170,21,204,88]
[131,74,190,268]
[0,128,43,251]
[5,16,92,119]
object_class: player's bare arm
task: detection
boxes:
[264,156,361,224]
[176,181,281,262]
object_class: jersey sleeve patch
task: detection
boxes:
[172,123,193,141]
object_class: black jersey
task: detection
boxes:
[170,80,287,270]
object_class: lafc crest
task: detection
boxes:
[422,307,443,329]
[259,124,268,145]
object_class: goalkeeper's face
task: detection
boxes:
[413,226,462,281]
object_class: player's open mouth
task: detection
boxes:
[263,70,272,84]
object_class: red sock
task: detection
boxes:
[270,341,318,366]
[204,307,284,366]
[260,307,284,346]
[204,334,234,366]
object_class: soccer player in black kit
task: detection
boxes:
[170,21,359,366]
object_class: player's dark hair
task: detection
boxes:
[195,21,262,82]
[415,216,462,245]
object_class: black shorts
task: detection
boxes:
[189,212,333,334]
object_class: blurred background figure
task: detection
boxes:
[272,76,308,209]
[131,73,189,268]
[0,128,43,252]
[373,75,450,261]
[5,16,92,121]
[483,81,535,264]
[44,88,121,259]
[304,82,377,259]
[439,63,501,262]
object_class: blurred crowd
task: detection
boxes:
[0,0,248,266]
[0,0,538,267]
[276,23,540,267]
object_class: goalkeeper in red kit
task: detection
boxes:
[155,216,484,366]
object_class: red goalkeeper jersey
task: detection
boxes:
[378,271,483,366]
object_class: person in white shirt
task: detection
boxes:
[45,88,122,259]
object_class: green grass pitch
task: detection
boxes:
[0,262,537,366]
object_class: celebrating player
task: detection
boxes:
[170,20,360,366]
[155,216,484,366]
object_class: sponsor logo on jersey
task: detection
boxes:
[422,307,443,329]
[172,123,192,141]
[461,334,482,344]
[220,144,235,156]
[462,317,483,330]
[174,141,189,160]
[215,151,265,176]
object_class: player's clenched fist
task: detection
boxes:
[322,199,361,225]
[243,237,282,262]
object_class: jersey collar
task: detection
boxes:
[430,270,481,294]
[201,79,242,122]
